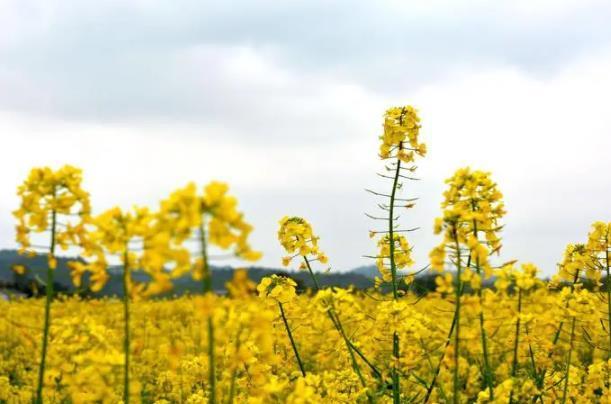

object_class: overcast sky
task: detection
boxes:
[1,0,610,275]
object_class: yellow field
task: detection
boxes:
[0,286,609,403]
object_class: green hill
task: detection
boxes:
[0,249,377,298]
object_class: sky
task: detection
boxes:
[1,0,610,275]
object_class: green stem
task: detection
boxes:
[423,288,459,403]
[476,280,493,398]
[452,226,463,404]
[227,369,237,404]
[392,332,400,403]
[470,207,493,399]
[535,268,581,400]
[303,256,321,291]
[199,220,216,404]
[122,248,131,404]
[35,204,56,404]
[346,339,383,381]
[524,324,545,404]
[333,307,373,404]
[423,253,471,404]
[605,242,611,393]
[278,302,306,377]
[509,288,523,404]
[605,242,610,362]
[226,328,243,404]
[561,317,576,404]
[388,144,402,300]
[199,221,212,295]
[388,139,403,404]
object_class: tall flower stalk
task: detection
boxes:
[532,243,592,400]
[13,166,101,403]
[278,216,380,402]
[428,167,505,402]
[367,105,426,403]
[89,206,173,403]
[159,182,260,403]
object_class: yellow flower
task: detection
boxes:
[558,243,595,283]
[226,269,256,299]
[158,181,261,276]
[375,234,414,283]
[430,167,505,283]
[277,216,327,267]
[47,254,57,270]
[14,165,94,286]
[435,272,454,294]
[378,105,426,164]
[257,275,297,304]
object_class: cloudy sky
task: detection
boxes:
[1,0,610,275]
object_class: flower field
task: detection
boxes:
[1,284,609,403]
[0,106,610,403]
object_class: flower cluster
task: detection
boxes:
[226,268,256,299]
[159,181,261,279]
[430,167,505,279]
[14,166,91,249]
[13,166,100,282]
[553,243,597,285]
[278,216,328,267]
[378,105,426,163]
[495,262,541,292]
[257,275,297,304]
[586,221,611,278]
[88,206,173,298]
[375,234,414,286]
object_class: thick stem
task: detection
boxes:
[199,220,216,404]
[452,226,463,404]
[561,317,576,404]
[388,146,402,300]
[278,302,306,377]
[509,288,523,404]
[478,305,493,398]
[199,222,212,295]
[35,205,57,404]
[122,248,131,404]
